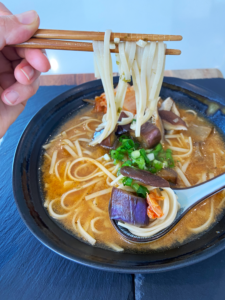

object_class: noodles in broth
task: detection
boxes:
[41,30,225,252]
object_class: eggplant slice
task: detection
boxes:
[130,122,161,148]
[116,112,131,135]
[109,187,149,226]
[93,127,119,149]
[120,167,170,187]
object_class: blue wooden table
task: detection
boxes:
[1,75,225,300]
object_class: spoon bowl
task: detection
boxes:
[109,173,225,243]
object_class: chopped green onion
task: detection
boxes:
[111,150,124,161]
[111,139,175,176]
[136,185,149,198]
[119,135,129,142]
[163,161,168,168]
[154,144,163,152]
[122,160,132,167]
[122,177,133,186]
[132,183,139,192]
[147,153,154,161]
[122,139,135,149]
[145,149,152,154]
[134,142,140,149]
[153,159,163,172]
[140,149,150,164]
[134,156,145,169]
[131,150,140,159]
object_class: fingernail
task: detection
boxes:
[21,65,35,81]
[42,50,49,61]
[4,91,19,105]
[41,49,47,56]
[16,10,38,25]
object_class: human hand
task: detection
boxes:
[0,3,51,138]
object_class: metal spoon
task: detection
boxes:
[109,173,225,243]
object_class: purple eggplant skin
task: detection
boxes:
[109,187,149,226]
[120,167,170,187]
[116,112,131,135]
[116,124,131,135]
[100,132,118,149]
[129,122,161,148]
[93,126,118,149]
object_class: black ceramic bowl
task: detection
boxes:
[13,77,225,273]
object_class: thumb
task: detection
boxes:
[0,10,39,50]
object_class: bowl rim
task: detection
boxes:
[12,77,225,273]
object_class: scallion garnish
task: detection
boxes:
[110,138,175,173]
[122,179,150,198]
[122,177,133,186]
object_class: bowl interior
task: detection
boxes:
[13,77,225,273]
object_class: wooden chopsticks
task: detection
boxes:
[33,29,183,42]
[13,38,181,55]
[11,29,182,55]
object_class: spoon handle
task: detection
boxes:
[173,173,225,213]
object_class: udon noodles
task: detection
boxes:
[41,30,225,252]
[91,29,166,144]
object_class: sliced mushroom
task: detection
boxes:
[159,97,180,117]
[120,167,170,187]
[171,103,180,117]
[159,110,187,131]
[129,122,161,148]
[159,97,174,111]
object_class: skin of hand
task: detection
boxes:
[0,3,51,138]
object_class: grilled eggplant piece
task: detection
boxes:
[109,187,149,226]
[120,167,170,187]
[93,128,118,149]
[130,122,161,148]
[116,112,131,135]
